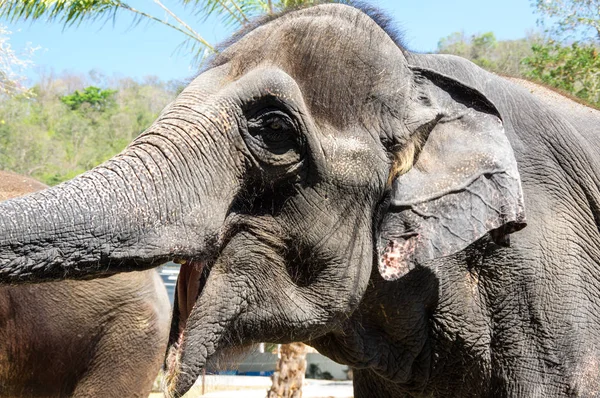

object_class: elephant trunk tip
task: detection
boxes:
[164,343,183,398]
[164,340,204,398]
[163,260,209,396]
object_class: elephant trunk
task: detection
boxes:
[0,118,230,283]
[0,158,157,282]
[0,66,238,283]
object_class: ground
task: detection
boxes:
[149,375,353,397]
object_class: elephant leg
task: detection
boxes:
[71,308,169,398]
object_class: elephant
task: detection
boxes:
[0,3,599,397]
[0,171,171,397]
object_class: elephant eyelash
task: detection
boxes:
[248,110,295,134]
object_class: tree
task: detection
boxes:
[522,40,600,106]
[0,71,178,184]
[60,86,117,111]
[0,0,347,65]
[532,0,600,42]
[267,343,308,398]
[438,31,499,70]
[438,31,541,76]
[527,0,600,106]
[0,24,36,97]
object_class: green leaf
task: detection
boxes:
[0,0,122,27]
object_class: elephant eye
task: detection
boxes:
[248,110,297,146]
[267,118,283,130]
[244,108,304,172]
[254,111,293,134]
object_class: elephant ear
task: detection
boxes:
[377,66,526,281]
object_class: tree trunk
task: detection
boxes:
[267,343,307,398]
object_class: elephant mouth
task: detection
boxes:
[165,260,211,371]
[175,261,209,335]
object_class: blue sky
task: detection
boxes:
[5,0,540,84]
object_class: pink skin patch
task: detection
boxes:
[378,238,419,280]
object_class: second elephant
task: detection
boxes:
[0,171,171,397]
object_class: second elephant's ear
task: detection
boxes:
[377,66,526,281]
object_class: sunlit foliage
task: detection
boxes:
[437,31,542,76]
[523,40,600,106]
[0,72,178,184]
[532,0,600,42]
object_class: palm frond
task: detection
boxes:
[0,0,122,27]
[176,35,215,67]
[0,0,347,71]
[0,0,216,54]
[183,0,267,27]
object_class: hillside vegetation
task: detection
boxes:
[0,72,178,185]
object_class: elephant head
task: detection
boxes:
[0,4,525,396]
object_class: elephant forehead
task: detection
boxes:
[320,134,388,188]
[215,5,408,127]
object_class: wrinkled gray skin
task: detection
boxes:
[0,172,171,397]
[0,4,599,397]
